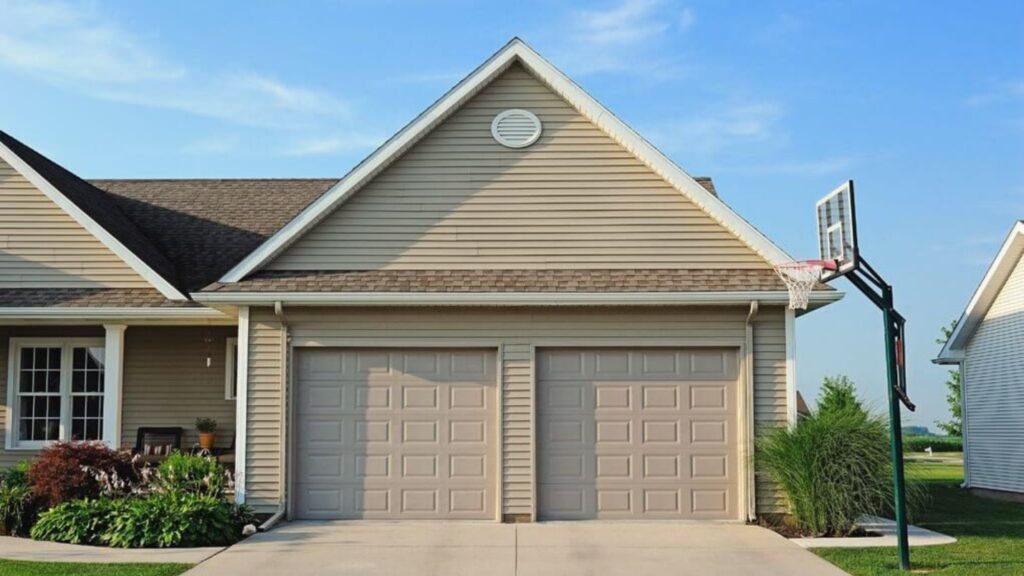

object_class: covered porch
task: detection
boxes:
[0,321,238,468]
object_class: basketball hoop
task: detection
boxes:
[774,259,837,310]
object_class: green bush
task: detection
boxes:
[0,462,36,536]
[903,435,962,453]
[30,499,121,545]
[105,493,255,548]
[31,494,254,548]
[757,377,923,536]
[155,453,227,497]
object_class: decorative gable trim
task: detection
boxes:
[220,38,793,283]
[0,140,187,301]
[936,221,1024,362]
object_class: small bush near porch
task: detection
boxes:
[0,442,254,548]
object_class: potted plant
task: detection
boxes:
[195,418,217,451]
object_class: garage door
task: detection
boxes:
[538,348,739,520]
[294,349,497,520]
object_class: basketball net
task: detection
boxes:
[773,260,834,310]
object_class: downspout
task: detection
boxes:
[259,301,290,532]
[743,300,759,522]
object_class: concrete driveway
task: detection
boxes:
[185,521,848,576]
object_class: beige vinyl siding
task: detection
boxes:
[752,307,787,512]
[244,306,788,516]
[120,326,236,451]
[0,158,150,288]
[963,252,1024,493]
[245,309,285,511]
[268,64,768,271]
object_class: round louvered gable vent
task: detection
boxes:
[491,109,542,148]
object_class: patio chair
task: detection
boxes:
[133,426,183,464]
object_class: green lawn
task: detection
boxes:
[0,560,191,576]
[815,460,1024,575]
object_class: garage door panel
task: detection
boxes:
[538,348,738,520]
[295,349,496,520]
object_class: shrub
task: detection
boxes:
[904,435,962,453]
[0,463,37,537]
[758,377,924,536]
[195,418,218,433]
[105,493,255,548]
[155,453,228,497]
[27,442,134,508]
[30,498,121,545]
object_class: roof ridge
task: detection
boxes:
[88,177,340,182]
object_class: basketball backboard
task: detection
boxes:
[816,180,858,280]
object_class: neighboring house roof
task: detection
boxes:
[0,130,187,300]
[219,38,794,283]
[936,221,1024,363]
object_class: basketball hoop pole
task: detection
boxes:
[842,256,914,571]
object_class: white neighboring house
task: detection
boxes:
[936,220,1024,494]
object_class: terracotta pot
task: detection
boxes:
[199,432,216,450]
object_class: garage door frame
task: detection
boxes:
[287,340,504,522]
[531,338,752,522]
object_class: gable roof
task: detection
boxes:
[219,38,794,283]
[936,221,1024,363]
[92,178,336,292]
[0,130,187,300]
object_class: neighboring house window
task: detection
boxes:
[225,338,238,400]
[7,339,105,448]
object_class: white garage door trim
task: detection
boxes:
[532,343,749,521]
[290,345,502,521]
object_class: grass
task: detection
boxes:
[814,460,1024,575]
[0,560,191,576]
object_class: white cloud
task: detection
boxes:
[668,101,786,155]
[282,133,388,157]
[0,0,350,130]
[557,0,695,76]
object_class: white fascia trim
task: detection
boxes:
[194,290,844,307]
[0,308,228,319]
[937,221,1024,361]
[220,38,794,283]
[0,141,187,301]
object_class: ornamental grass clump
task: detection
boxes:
[154,452,229,497]
[0,462,37,536]
[757,376,922,536]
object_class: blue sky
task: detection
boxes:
[1,1,1022,428]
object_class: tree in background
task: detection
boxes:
[935,320,962,436]
[817,375,864,415]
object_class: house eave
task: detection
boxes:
[0,307,233,323]
[192,290,844,308]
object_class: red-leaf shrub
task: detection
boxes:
[27,442,133,508]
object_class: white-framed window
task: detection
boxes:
[6,338,106,449]
[225,337,238,400]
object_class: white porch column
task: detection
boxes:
[103,324,127,449]
[234,307,250,504]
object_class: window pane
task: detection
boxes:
[48,348,61,368]
[44,419,59,441]
[18,419,30,441]
[72,370,85,393]
[47,396,60,418]
[46,370,60,393]
[71,420,84,441]
[87,348,104,370]
[73,348,85,370]
[33,348,46,368]
[20,348,33,369]
[86,420,100,441]
[19,370,32,393]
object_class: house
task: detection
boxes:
[936,220,1024,495]
[0,39,840,522]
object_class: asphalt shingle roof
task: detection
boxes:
[203,268,795,293]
